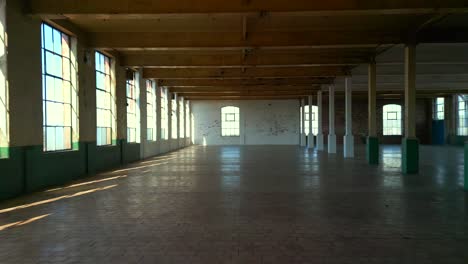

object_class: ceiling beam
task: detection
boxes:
[157,78,331,87]
[144,67,347,79]
[90,31,402,49]
[170,86,317,92]
[29,0,468,18]
[122,53,367,67]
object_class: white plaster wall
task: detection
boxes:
[193,100,300,145]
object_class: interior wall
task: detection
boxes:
[193,97,432,147]
[193,100,300,145]
[0,1,192,201]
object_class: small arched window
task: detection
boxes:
[300,105,318,135]
[221,106,240,136]
[383,104,402,136]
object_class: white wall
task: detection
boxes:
[193,100,300,145]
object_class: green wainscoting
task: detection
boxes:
[0,140,144,201]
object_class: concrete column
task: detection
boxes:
[366,60,379,164]
[343,77,354,158]
[402,44,419,174]
[308,95,314,149]
[316,90,324,150]
[328,85,336,154]
[300,98,306,147]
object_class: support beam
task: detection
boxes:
[123,52,367,67]
[316,90,324,150]
[343,77,354,158]
[158,78,331,87]
[402,44,419,174]
[367,60,379,164]
[89,31,402,49]
[29,1,468,18]
[143,67,347,79]
[328,85,336,154]
[300,98,306,147]
[308,95,314,149]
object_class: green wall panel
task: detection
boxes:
[0,147,25,200]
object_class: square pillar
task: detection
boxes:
[367,60,379,165]
[316,90,324,150]
[343,77,354,158]
[402,44,419,174]
[308,95,314,149]
[328,85,336,154]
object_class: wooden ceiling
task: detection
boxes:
[28,0,468,100]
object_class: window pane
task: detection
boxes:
[221,106,240,136]
[96,52,115,146]
[383,104,402,136]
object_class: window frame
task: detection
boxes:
[41,22,79,152]
[382,104,402,136]
[171,95,178,139]
[457,95,468,136]
[0,5,8,159]
[126,71,139,143]
[160,87,168,140]
[221,106,240,137]
[146,80,157,142]
[95,51,116,147]
[300,105,318,136]
[433,97,445,121]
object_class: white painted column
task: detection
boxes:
[328,85,337,154]
[308,95,314,149]
[300,98,306,147]
[343,77,354,158]
[316,90,324,150]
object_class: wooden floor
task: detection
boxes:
[0,145,467,263]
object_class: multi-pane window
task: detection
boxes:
[126,71,139,143]
[433,97,444,120]
[301,106,318,135]
[146,80,156,141]
[221,106,240,136]
[41,23,79,152]
[457,95,468,136]
[161,87,168,140]
[383,104,402,136]
[95,51,116,146]
[179,98,185,138]
[171,95,178,139]
[0,8,8,158]
[185,101,190,138]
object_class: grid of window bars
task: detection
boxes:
[96,52,115,146]
[0,14,8,158]
[171,96,178,139]
[457,95,468,135]
[185,101,190,138]
[221,106,240,136]
[126,72,138,143]
[300,106,318,136]
[433,97,445,120]
[383,104,402,135]
[146,80,156,141]
[179,98,185,138]
[160,88,168,140]
[41,23,79,152]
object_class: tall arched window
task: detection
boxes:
[300,105,318,135]
[383,104,402,136]
[221,106,240,136]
